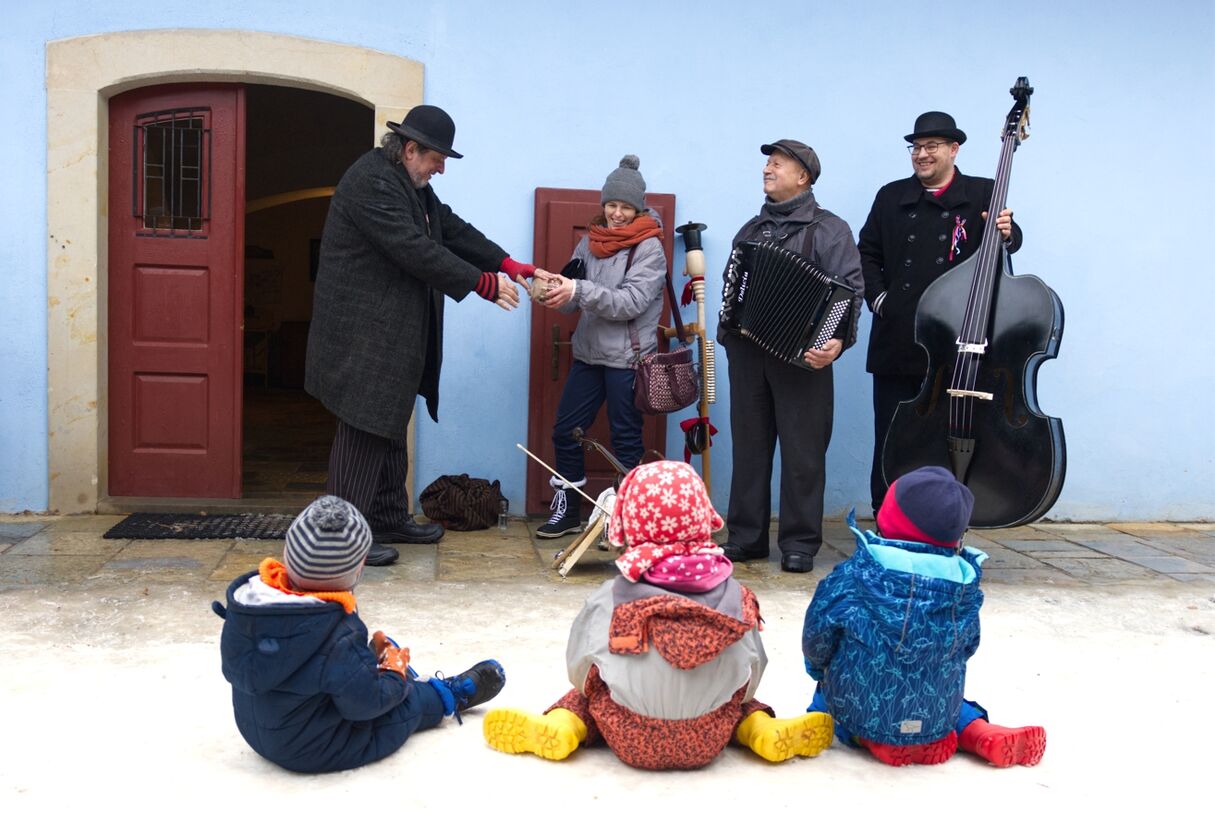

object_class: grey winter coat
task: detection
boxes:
[559,232,667,369]
[305,148,508,439]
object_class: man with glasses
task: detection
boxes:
[858,111,1022,513]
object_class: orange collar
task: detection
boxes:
[258,558,357,614]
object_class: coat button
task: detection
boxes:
[936,257,945,265]
[942,211,950,218]
[907,234,916,242]
[909,212,917,219]
[904,258,912,266]
[902,282,911,290]
[938,233,947,241]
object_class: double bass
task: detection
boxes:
[882,77,1065,528]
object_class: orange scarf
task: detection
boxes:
[258,558,358,614]
[588,214,661,259]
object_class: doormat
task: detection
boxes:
[103,513,295,540]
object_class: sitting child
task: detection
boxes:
[212,495,505,773]
[802,466,1046,768]
[484,460,832,769]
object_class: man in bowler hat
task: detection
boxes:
[858,112,1022,514]
[305,105,541,565]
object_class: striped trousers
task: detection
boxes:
[326,419,412,533]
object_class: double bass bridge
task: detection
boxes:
[947,388,994,401]
[956,339,988,355]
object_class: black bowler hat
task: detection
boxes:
[387,104,463,159]
[904,111,967,145]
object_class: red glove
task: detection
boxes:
[499,256,536,280]
[474,271,500,302]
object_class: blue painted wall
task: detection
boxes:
[2,1,1212,519]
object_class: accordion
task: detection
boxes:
[719,241,857,369]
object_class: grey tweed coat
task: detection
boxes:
[305,148,508,440]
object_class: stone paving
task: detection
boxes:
[1,512,1212,591]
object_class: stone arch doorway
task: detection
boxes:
[46,30,423,513]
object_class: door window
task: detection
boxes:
[133,108,210,234]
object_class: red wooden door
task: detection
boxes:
[525,188,676,515]
[108,84,246,497]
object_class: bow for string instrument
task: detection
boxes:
[882,77,1066,528]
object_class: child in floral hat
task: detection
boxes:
[484,460,832,769]
[213,495,505,773]
[802,466,1046,767]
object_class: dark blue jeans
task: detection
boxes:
[552,360,644,482]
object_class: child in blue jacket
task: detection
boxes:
[213,495,505,773]
[802,466,1045,767]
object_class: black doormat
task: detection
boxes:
[103,513,295,540]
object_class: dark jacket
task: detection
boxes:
[305,148,508,439]
[717,189,864,351]
[858,169,1022,376]
[802,517,985,745]
[214,571,413,773]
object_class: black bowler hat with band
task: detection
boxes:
[904,111,967,145]
[760,139,821,185]
[387,104,463,159]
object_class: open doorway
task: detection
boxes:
[241,85,373,502]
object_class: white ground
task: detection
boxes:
[1,578,1211,809]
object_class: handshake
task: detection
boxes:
[487,257,584,312]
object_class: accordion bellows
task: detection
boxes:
[719,241,856,369]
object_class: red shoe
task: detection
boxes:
[858,731,958,767]
[959,719,1047,767]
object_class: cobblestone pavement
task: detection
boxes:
[1,514,1211,590]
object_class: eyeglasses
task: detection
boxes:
[907,141,951,155]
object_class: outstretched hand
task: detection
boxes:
[495,272,520,311]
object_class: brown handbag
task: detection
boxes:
[626,247,699,415]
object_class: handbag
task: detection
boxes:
[625,247,699,415]
[418,473,505,531]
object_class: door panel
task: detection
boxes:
[108,84,246,497]
[525,188,676,515]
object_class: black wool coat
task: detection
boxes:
[858,169,1022,376]
[305,149,507,439]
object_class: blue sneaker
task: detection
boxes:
[428,660,506,724]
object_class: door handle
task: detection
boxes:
[551,325,572,381]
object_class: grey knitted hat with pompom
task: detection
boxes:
[601,154,647,211]
[284,495,372,591]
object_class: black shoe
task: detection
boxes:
[781,552,814,573]
[535,488,583,538]
[364,542,400,567]
[437,659,506,723]
[374,518,444,545]
[722,543,769,563]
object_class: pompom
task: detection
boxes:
[619,154,640,170]
[310,496,350,531]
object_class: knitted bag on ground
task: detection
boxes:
[419,474,504,531]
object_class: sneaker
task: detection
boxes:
[535,489,583,538]
[434,660,506,723]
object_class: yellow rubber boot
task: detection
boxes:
[736,710,834,762]
[483,707,587,761]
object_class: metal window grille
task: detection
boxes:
[132,108,211,234]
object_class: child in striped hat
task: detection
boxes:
[484,460,833,769]
[213,495,505,773]
[802,466,1047,767]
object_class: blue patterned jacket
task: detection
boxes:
[802,514,987,744]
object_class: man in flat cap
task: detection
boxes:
[858,112,1022,514]
[306,104,540,566]
[717,139,864,573]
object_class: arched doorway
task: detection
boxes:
[46,30,422,513]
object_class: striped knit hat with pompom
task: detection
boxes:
[284,496,372,591]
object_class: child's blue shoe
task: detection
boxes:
[428,660,506,723]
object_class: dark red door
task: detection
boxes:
[108,84,246,497]
[525,188,676,515]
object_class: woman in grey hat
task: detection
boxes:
[530,156,668,539]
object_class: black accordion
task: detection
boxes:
[719,241,856,369]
